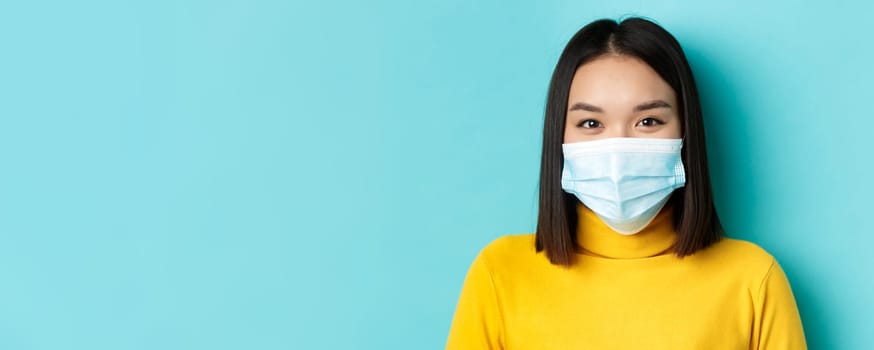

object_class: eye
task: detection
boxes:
[637,117,665,127]
[576,119,603,129]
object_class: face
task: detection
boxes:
[564,54,682,143]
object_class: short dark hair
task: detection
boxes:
[535,17,724,266]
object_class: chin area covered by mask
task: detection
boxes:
[560,137,686,235]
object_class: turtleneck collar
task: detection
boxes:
[574,201,677,259]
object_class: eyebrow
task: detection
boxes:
[568,99,673,113]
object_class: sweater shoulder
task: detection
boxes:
[481,232,537,254]
[707,237,776,265]
[476,233,539,265]
[697,237,778,285]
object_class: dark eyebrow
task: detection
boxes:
[633,100,672,112]
[568,102,603,113]
[568,100,672,113]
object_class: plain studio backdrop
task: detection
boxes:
[0,0,871,349]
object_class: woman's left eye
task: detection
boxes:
[637,117,665,127]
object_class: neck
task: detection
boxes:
[574,201,677,259]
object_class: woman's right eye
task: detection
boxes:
[576,119,602,128]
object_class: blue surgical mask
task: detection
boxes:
[560,137,686,235]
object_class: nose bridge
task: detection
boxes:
[609,152,624,183]
[607,124,630,138]
[608,152,628,210]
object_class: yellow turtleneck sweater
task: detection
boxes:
[446,202,807,349]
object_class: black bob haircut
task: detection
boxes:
[535,17,724,266]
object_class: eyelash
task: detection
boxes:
[576,117,666,128]
[576,119,602,128]
[637,117,666,127]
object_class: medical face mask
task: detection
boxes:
[560,137,686,235]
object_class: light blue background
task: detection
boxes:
[0,0,870,349]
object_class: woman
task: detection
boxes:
[446,17,807,349]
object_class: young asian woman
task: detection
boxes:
[445,17,807,349]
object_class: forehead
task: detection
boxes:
[568,55,675,105]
